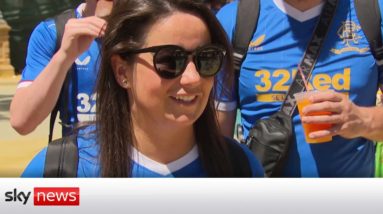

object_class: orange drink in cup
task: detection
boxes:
[294,91,332,143]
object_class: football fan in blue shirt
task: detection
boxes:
[22,0,264,177]
[215,0,383,177]
[10,0,114,136]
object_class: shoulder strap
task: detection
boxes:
[225,137,252,177]
[232,0,260,71]
[43,135,79,177]
[49,9,76,142]
[54,9,76,51]
[354,0,383,66]
[281,0,339,116]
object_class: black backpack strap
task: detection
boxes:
[54,9,76,51]
[355,0,383,66]
[232,0,260,125]
[49,9,76,142]
[43,135,79,177]
[232,0,260,71]
[281,0,339,116]
[225,137,252,177]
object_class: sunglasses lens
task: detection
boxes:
[154,47,186,79]
[196,47,224,76]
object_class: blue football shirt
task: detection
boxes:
[215,0,383,177]
[21,126,264,177]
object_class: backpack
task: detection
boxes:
[49,9,76,143]
[44,9,79,177]
[233,0,383,73]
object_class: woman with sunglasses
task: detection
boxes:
[21,0,264,177]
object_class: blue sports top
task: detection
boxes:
[215,0,383,177]
[18,4,99,135]
[21,126,264,177]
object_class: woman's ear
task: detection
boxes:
[111,55,131,88]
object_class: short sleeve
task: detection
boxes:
[214,1,240,111]
[19,19,57,83]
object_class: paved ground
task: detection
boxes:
[0,76,60,177]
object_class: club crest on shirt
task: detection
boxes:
[248,34,265,51]
[331,20,369,54]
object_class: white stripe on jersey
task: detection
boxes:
[215,100,237,111]
[131,145,198,176]
[17,81,33,89]
[77,3,86,17]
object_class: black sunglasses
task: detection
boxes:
[120,44,226,79]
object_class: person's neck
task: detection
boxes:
[82,2,96,17]
[83,1,113,17]
[132,119,196,165]
[284,0,323,12]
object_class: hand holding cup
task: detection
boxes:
[295,90,333,143]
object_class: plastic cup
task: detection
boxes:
[294,91,332,143]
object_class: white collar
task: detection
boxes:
[131,145,199,176]
[76,3,86,18]
[273,0,324,22]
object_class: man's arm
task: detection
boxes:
[10,51,74,135]
[10,17,106,135]
[357,106,383,140]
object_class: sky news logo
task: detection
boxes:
[4,187,80,206]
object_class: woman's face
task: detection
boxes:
[127,12,213,129]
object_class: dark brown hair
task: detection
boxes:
[97,0,235,177]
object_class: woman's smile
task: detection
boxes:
[170,94,199,105]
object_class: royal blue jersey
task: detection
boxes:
[215,0,383,177]
[21,126,264,177]
[18,4,99,135]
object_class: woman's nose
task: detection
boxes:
[179,60,201,86]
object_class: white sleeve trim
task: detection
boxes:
[16,81,33,89]
[77,3,86,17]
[214,100,237,111]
